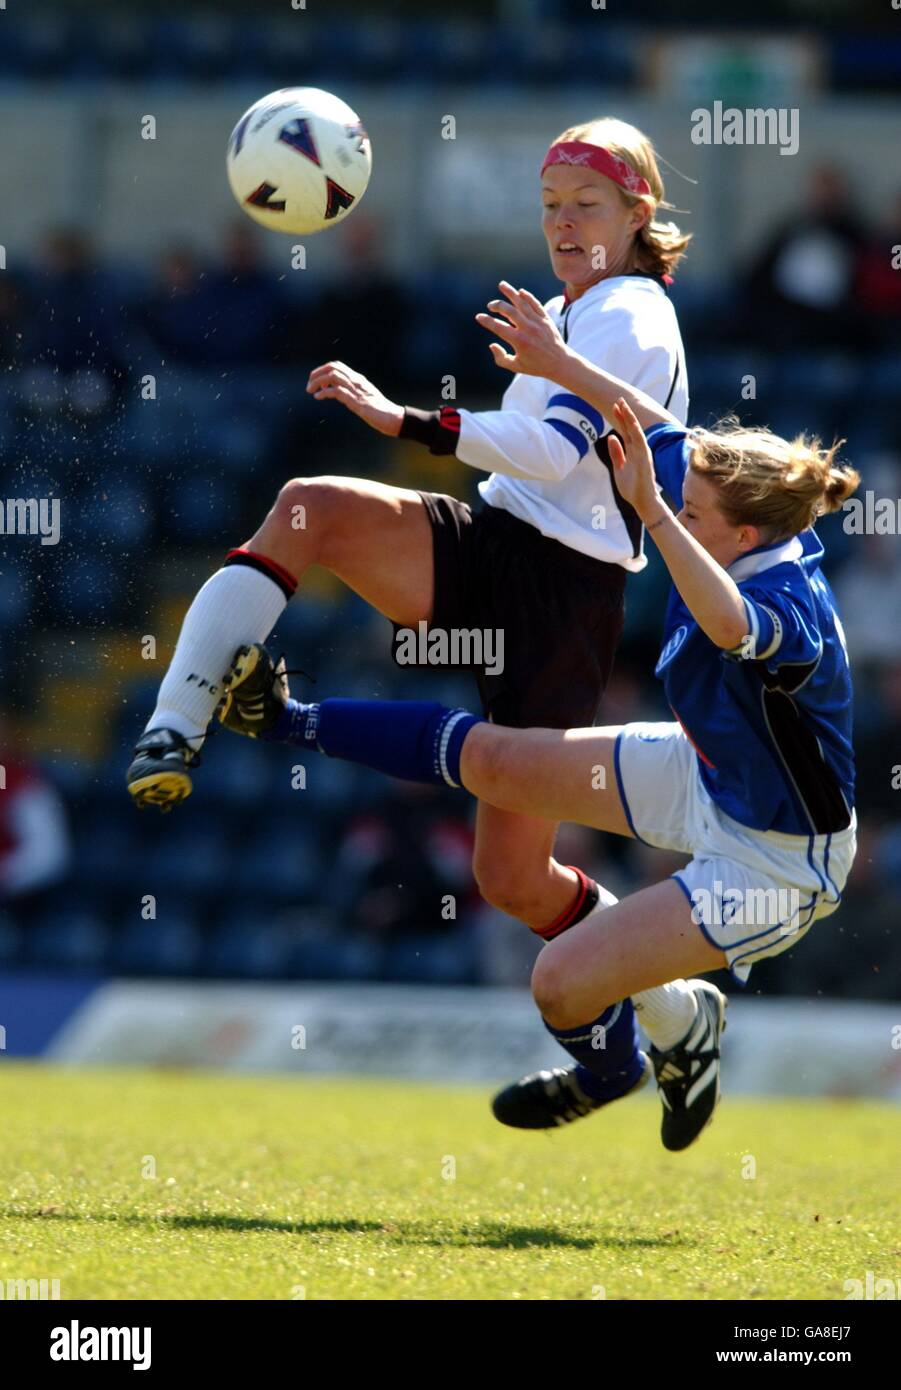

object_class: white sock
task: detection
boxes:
[632,980,698,1050]
[146,563,289,747]
[550,880,618,935]
[581,888,696,1048]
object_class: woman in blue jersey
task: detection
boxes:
[216,281,859,1151]
[129,117,690,953]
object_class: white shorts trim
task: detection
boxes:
[613,721,857,984]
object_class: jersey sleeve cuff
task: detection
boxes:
[725,597,781,661]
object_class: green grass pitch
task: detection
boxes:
[0,1062,897,1300]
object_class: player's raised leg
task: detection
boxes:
[220,676,632,835]
[127,477,434,809]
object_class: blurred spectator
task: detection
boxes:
[204,221,292,365]
[328,782,477,941]
[0,273,29,368]
[743,166,870,351]
[855,188,901,347]
[853,658,901,818]
[831,530,901,665]
[139,243,218,365]
[308,215,408,385]
[27,227,129,384]
[0,726,72,928]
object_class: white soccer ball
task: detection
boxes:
[226,87,372,236]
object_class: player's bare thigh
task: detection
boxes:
[245,475,434,628]
[460,723,632,838]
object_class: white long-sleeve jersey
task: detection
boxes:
[458,274,688,570]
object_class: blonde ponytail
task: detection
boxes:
[690,418,860,540]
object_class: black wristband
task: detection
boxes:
[398,406,461,456]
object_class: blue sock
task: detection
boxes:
[261,698,483,789]
[545,1000,644,1102]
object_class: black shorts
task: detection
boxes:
[391,491,627,729]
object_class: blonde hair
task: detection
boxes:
[552,116,691,276]
[689,418,860,540]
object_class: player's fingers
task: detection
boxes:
[308,366,343,391]
[318,386,358,411]
[318,369,355,397]
[613,398,641,444]
[485,298,522,329]
[517,286,546,315]
[475,311,518,344]
[497,280,523,306]
[507,286,545,325]
[488,342,516,370]
[615,396,640,429]
[607,433,626,469]
[308,360,344,381]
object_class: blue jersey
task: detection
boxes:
[646,423,855,836]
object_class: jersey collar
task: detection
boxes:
[727,528,824,582]
[727,533,803,583]
[561,271,666,309]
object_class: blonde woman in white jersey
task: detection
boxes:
[128,117,690,951]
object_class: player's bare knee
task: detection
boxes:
[530,949,573,1025]
[262,476,344,558]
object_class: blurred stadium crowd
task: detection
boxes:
[0,7,898,1001]
[0,9,898,95]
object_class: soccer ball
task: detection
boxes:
[226,87,372,236]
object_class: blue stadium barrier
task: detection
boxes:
[0,970,102,1056]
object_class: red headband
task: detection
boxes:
[540,141,651,197]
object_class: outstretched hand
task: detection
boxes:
[608,398,665,521]
[307,361,403,437]
[475,281,570,378]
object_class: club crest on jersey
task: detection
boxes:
[655,625,688,673]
